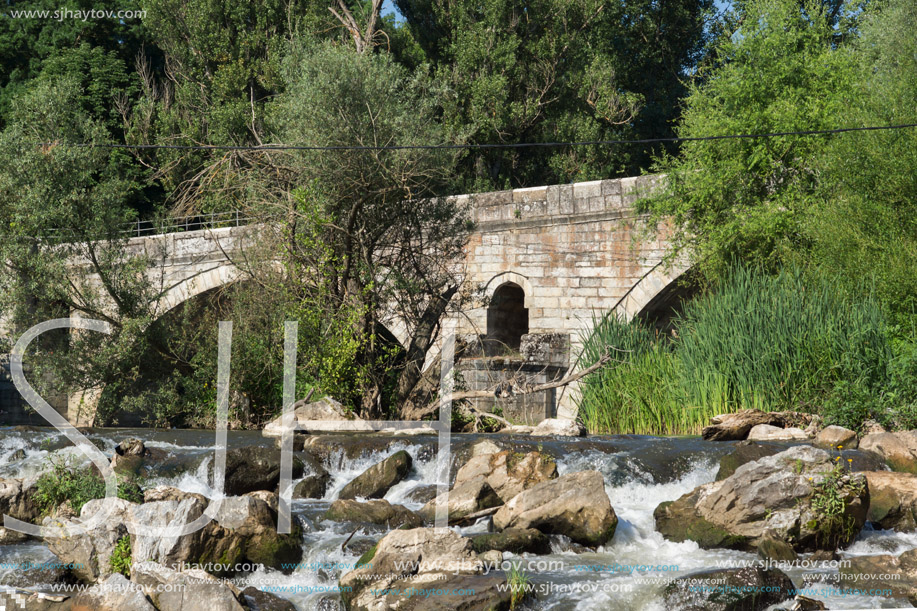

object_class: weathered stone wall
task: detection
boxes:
[439,175,685,418]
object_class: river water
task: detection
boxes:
[0,427,914,610]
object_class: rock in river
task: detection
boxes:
[212,447,305,496]
[324,499,424,529]
[338,450,412,500]
[860,431,917,473]
[864,471,917,531]
[493,470,617,547]
[655,445,868,552]
[663,567,795,611]
[339,527,512,611]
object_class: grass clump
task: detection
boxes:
[110,536,132,577]
[507,565,530,610]
[578,265,917,435]
[33,456,146,517]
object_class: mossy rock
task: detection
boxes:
[654,491,749,550]
[245,526,304,572]
[470,528,550,555]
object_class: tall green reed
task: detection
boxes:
[577,266,892,435]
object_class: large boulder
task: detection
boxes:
[338,450,412,500]
[838,548,917,604]
[324,499,424,528]
[44,497,137,583]
[493,470,617,547]
[864,471,917,531]
[131,495,302,575]
[213,447,305,496]
[339,528,512,611]
[531,418,586,437]
[451,449,557,502]
[815,426,858,450]
[0,478,40,523]
[663,567,795,611]
[71,573,157,611]
[702,410,816,441]
[131,561,245,611]
[655,446,869,552]
[860,431,917,473]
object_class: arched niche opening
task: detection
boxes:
[486,282,529,352]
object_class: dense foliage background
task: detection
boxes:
[1,0,915,431]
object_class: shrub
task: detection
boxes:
[33,459,107,516]
[32,457,145,516]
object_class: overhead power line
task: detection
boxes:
[31,122,917,152]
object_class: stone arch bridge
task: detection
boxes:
[1,175,689,425]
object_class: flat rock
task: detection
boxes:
[263,396,364,437]
[324,499,424,529]
[531,418,586,437]
[747,424,811,441]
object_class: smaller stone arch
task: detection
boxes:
[483,271,534,300]
[614,261,691,322]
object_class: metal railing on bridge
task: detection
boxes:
[122,210,257,238]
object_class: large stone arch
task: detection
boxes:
[155,263,244,317]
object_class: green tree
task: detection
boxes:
[262,40,468,417]
[0,0,150,125]
[395,0,712,190]
[806,0,917,327]
[0,77,157,410]
[644,0,858,283]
